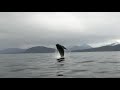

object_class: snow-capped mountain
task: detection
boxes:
[108,42,120,46]
[72,42,120,52]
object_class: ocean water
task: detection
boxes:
[0,52,120,78]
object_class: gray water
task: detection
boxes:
[0,52,120,78]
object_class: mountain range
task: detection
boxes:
[24,46,55,53]
[1,42,120,54]
[0,44,92,54]
[0,48,26,54]
[69,44,92,51]
[72,42,120,52]
[0,46,56,54]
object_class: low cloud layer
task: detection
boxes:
[0,12,120,49]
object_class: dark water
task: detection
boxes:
[0,52,120,78]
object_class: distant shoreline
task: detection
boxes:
[0,51,120,55]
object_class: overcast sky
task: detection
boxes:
[0,12,120,49]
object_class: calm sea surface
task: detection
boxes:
[0,52,120,78]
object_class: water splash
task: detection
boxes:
[53,49,71,60]
[54,50,61,59]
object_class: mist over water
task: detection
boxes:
[0,52,120,78]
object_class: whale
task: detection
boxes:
[56,44,67,61]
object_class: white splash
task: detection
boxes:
[53,49,71,59]
[53,50,61,59]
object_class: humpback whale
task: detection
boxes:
[56,44,67,61]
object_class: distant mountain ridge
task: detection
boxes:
[0,48,26,54]
[108,42,120,46]
[24,46,56,53]
[0,46,56,54]
[69,44,92,51]
[72,42,120,52]
[1,42,120,54]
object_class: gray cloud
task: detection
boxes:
[0,12,120,49]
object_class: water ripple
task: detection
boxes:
[10,68,26,72]
[79,60,95,63]
[98,61,120,64]
[72,69,89,72]
[1,52,120,78]
[94,71,110,74]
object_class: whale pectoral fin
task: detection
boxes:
[62,46,67,50]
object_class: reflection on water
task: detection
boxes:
[56,61,65,77]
